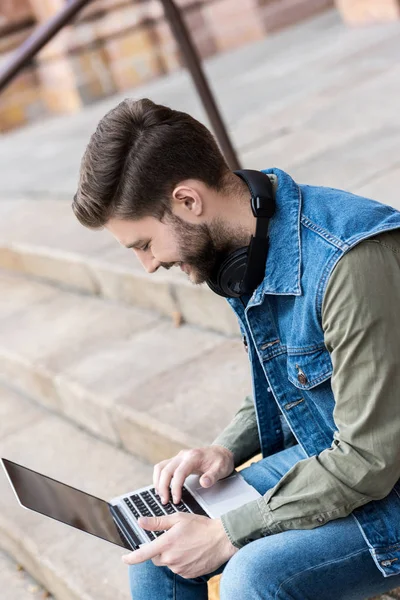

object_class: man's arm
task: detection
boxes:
[220,229,400,548]
[212,394,261,468]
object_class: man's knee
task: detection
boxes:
[219,540,279,600]
[128,560,173,598]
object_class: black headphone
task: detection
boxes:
[206,169,276,298]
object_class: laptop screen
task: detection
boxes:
[2,459,133,550]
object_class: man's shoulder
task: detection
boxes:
[322,227,400,322]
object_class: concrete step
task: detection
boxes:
[0,384,153,600]
[2,391,398,600]
[0,271,250,465]
[0,200,239,336]
[0,548,54,599]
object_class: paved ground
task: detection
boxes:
[0,9,400,210]
[0,549,53,599]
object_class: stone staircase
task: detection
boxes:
[1,211,399,600]
[0,200,250,599]
[0,199,239,336]
[0,547,54,599]
[3,8,400,598]
[0,385,153,600]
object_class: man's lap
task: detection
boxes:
[238,444,306,494]
[219,515,400,599]
[129,446,400,599]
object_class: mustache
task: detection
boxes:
[160,262,179,270]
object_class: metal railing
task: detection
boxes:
[0,0,240,169]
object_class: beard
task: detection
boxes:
[161,213,249,285]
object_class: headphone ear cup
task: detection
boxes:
[207,247,248,298]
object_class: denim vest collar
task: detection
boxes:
[249,168,302,306]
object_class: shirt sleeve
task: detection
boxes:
[212,394,261,468]
[221,229,400,548]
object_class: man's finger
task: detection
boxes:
[158,460,180,504]
[138,515,180,531]
[122,537,165,565]
[170,464,190,504]
[153,459,169,494]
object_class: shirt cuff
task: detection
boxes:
[220,496,283,548]
[212,420,260,467]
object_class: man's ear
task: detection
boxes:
[172,183,203,220]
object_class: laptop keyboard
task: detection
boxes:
[123,487,193,541]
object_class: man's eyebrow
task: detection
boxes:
[125,239,146,249]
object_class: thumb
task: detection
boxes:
[200,469,220,488]
[138,515,178,531]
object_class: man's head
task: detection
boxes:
[73,98,252,284]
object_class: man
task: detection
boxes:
[73,98,400,600]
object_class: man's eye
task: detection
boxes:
[141,243,150,252]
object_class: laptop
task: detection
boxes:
[1,458,261,551]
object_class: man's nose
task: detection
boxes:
[139,254,160,274]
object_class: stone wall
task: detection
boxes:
[0,0,334,133]
[335,0,400,24]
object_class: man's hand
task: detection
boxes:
[122,513,238,578]
[153,445,234,505]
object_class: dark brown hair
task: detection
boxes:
[72,98,229,228]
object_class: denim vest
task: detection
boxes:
[228,168,400,577]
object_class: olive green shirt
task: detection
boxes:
[213,228,400,548]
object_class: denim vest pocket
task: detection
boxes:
[287,346,332,390]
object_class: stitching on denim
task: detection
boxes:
[317,226,400,321]
[261,339,280,350]
[262,347,287,362]
[296,187,303,294]
[274,547,368,600]
[301,215,349,250]
[287,343,327,354]
[316,248,343,324]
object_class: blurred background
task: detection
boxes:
[1,0,335,133]
[1,1,400,599]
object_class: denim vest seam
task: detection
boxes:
[301,215,349,251]
[287,343,327,354]
[317,224,400,322]
[296,187,303,293]
[261,347,287,361]
[316,248,344,324]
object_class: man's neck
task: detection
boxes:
[217,172,257,242]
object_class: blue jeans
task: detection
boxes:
[129,445,400,599]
